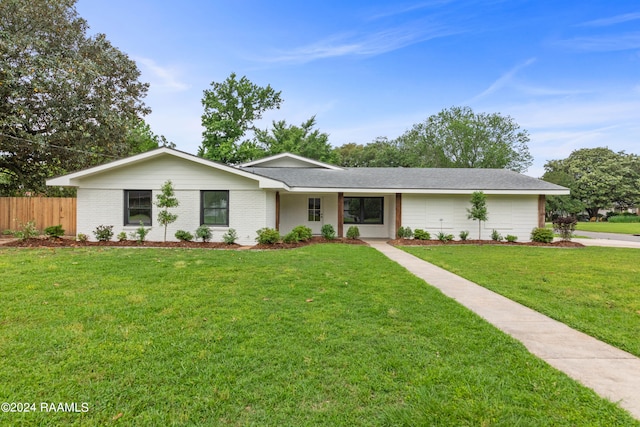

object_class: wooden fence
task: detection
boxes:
[0,197,76,235]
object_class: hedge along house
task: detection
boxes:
[46,147,569,245]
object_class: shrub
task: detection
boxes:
[553,216,577,241]
[93,225,114,242]
[117,231,127,242]
[282,231,300,243]
[291,225,313,242]
[195,225,212,242]
[414,229,431,240]
[505,234,518,243]
[459,230,470,241]
[491,229,503,242]
[436,232,454,242]
[530,227,554,243]
[346,226,360,239]
[13,220,39,241]
[76,233,88,242]
[256,228,280,245]
[129,222,151,243]
[321,224,336,240]
[397,226,413,239]
[44,224,65,239]
[608,215,640,223]
[222,228,238,244]
[175,230,194,241]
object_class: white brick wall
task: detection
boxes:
[402,194,539,241]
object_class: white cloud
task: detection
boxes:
[259,23,460,64]
[465,58,536,103]
[555,32,640,52]
[578,12,640,27]
[135,57,190,92]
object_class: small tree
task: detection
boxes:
[156,180,179,241]
[467,191,488,239]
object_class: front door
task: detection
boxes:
[307,197,323,234]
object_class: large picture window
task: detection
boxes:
[125,190,152,226]
[201,190,229,226]
[343,197,383,224]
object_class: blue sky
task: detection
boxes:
[76,0,640,177]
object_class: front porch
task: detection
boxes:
[275,192,401,239]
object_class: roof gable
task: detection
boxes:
[46,147,287,189]
[240,152,342,170]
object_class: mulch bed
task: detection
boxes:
[388,239,584,247]
[1,236,368,249]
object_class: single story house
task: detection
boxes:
[46,147,569,245]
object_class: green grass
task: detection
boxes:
[575,222,640,235]
[401,245,640,358]
[1,245,638,426]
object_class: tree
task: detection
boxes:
[199,73,282,164]
[397,106,533,172]
[255,116,336,163]
[126,119,175,154]
[0,0,150,195]
[467,191,488,239]
[334,138,409,167]
[156,180,179,242]
[543,148,640,220]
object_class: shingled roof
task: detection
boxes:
[241,166,568,194]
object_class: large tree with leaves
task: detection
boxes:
[395,106,533,172]
[199,72,282,164]
[255,116,336,163]
[543,148,640,219]
[0,0,150,195]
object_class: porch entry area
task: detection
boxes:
[276,192,398,239]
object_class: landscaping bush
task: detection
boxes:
[436,231,454,242]
[175,230,194,241]
[321,224,336,240]
[291,225,313,241]
[397,226,413,239]
[130,222,151,243]
[608,214,640,223]
[530,227,554,243]
[346,226,360,239]
[505,234,518,243]
[195,225,212,242]
[256,228,280,245]
[282,231,300,243]
[44,224,65,239]
[414,229,431,240]
[76,233,88,242]
[491,229,503,242]
[13,220,38,241]
[459,230,469,241]
[93,225,114,242]
[222,228,238,244]
[117,231,127,242]
[553,216,577,241]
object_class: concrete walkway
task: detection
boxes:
[365,240,640,420]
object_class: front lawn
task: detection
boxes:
[401,246,640,358]
[1,246,637,426]
[575,222,640,235]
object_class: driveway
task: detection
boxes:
[571,230,640,248]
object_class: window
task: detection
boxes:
[124,190,152,226]
[201,191,229,226]
[308,198,321,222]
[343,197,383,224]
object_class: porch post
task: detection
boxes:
[395,193,402,238]
[337,192,344,237]
[275,191,280,231]
[538,195,546,228]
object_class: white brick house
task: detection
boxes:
[47,148,569,245]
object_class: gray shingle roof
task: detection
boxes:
[241,166,567,192]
